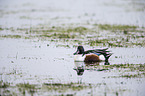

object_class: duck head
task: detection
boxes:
[74,46,85,55]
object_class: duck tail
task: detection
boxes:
[104,53,113,62]
[95,50,113,62]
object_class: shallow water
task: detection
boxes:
[0,0,145,96]
[0,0,145,28]
[0,38,145,95]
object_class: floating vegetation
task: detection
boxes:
[16,83,37,95]
[95,24,137,31]
[67,26,88,32]
[88,39,109,46]
[0,27,4,31]
[0,24,145,47]
[31,26,88,33]
[1,35,22,38]
[19,16,32,19]
[1,64,144,95]
[56,44,70,48]
[107,73,145,78]
[58,33,75,39]
[0,82,92,95]
[87,36,145,47]
[43,82,91,92]
[86,64,145,78]
[120,73,144,78]
[17,83,36,89]
[93,64,145,71]
[0,80,10,88]
[89,64,137,69]
[40,33,76,39]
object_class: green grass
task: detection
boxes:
[0,27,4,31]
[0,80,10,88]
[16,83,37,95]
[99,64,145,70]
[1,24,145,47]
[43,82,90,91]
[17,83,36,89]
[1,35,21,38]
[40,33,76,39]
[96,24,137,31]
[67,26,88,32]
[89,64,145,78]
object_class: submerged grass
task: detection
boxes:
[16,83,36,89]
[67,26,88,32]
[40,33,76,39]
[0,24,145,47]
[43,82,90,92]
[0,80,10,88]
[86,64,145,78]
[0,27,4,31]
[1,63,144,95]
[16,83,37,95]
[95,64,145,71]
[0,82,92,95]
[1,35,22,38]
[87,36,145,47]
[31,26,88,33]
[95,24,137,31]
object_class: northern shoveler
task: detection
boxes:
[73,46,112,62]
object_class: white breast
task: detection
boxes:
[74,55,86,62]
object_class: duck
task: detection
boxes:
[73,46,112,62]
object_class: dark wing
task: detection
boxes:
[83,48,113,62]
[83,48,109,55]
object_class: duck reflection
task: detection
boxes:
[74,61,110,76]
[104,61,110,65]
[74,62,85,76]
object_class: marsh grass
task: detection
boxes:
[43,82,90,92]
[1,35,21,38]
[0,24,145,47]
[95,24,137,31]
[16,83,37,95]
[93,64,145,71]
[0,27,4,30]
[87,64,145,78]
[0,64,145,95]
[0,82,92,95]
[0,80,10,88]
[40,33,76,39]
